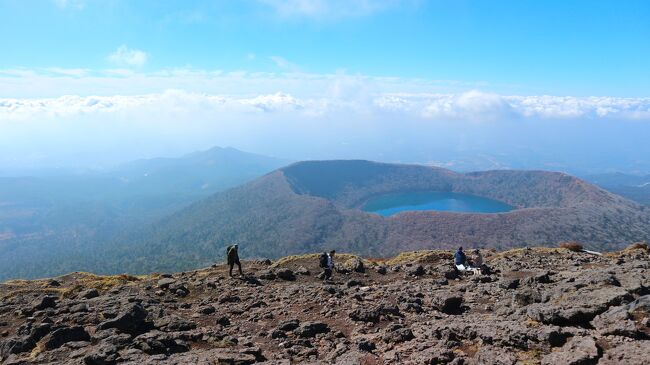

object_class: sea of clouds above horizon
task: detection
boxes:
[1,69,649,172]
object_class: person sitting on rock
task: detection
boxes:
[471,249,483,267]
[227,244,243,277]
[324,250,335,281]
[454,246,469,272]
[468,249,483,275]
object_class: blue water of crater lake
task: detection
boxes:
[362,191,514,216]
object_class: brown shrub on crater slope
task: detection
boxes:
[559,241,584,252]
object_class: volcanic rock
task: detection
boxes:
[540,336,600,365]
[275,268,296,281]
[97,304,152,335]
[0,246,648,364]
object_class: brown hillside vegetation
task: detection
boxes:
[558,241,584,252]
[110,160,650,275]
[624,241,649,251]
[0,246,648,364]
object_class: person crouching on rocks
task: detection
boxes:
[227,244,243,277]
[454,246,468,272]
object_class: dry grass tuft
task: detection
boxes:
[59,273,144,298]
[525,319,541,327]
[29,341,46,359]
[1,272,147,300]
[454,342,479,358]
[271,253,361,268]
[385,250,451,265]
[77,273,142,289]
[559,241,584,252]
[272,250,461,268]
[491,246,562,260]
[3,279,32,287]
[624,241,649,251]
[517,349,544,365]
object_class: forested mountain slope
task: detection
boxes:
[109,160,650,274]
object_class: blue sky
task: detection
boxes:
[1,1,650,173]
[1,0,649,96]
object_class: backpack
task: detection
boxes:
[319,253,328,268]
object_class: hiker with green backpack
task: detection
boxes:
[227,244,243,277]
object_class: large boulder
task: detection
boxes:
[83,343,119,365]
[541,336,600,365]
[407,265,426,277]
[164,348,256,365]
[527,287,634,326]
[275,268,296,281]
[592,295,650,338]
[42,326,90,350]
[432,294,464,315]
[277,319,300,332]
[155,315,197,332]
[257,269,276,280]
[97,304,152,335]
[157,278,176,290]
[79,289,100,300]
[499,278,520,290]
[0,322,52,357]
[346,258,365,273]
[599,341,649,365]
[474,345,519,365]
[512,289,542,307]
[133,330,190,355]
[349,304,401,323]
[31,295,57,311]
[382,324,414,343]
[294,322,329,338]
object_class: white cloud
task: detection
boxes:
[44,67,89,77]
[0,67,495,99]
[1,89,649,122]
[0,68,38,78]
[1,67,649,122]
[419,91,514,121]
[108,45,148,67]
[1,76,650,172]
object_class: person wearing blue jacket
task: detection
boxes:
[454,246,468,271]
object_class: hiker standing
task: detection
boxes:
[319,252,329,278]
[321,250,335,281]
[227,244,243,277]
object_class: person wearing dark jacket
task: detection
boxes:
[454,246,468,271]
[324,250,335,280]
[227,244,243,277]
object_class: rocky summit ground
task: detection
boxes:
[0,245,648,365]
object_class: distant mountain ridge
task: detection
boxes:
[0,147,291,281]
[110,146,290,195]
[584,172,650,206]
[108,160,650,275]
